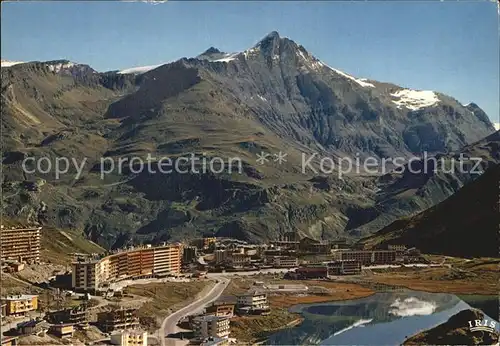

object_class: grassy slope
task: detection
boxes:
[41,227,105,264]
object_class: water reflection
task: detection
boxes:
[266,291,497,345]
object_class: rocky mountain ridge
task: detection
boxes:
[1,31,497,248]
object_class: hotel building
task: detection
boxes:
[0,226,41,263]
[236,291,268,310]
[72,243,181,292]
[333,250,396,265]
[192,315,230,339]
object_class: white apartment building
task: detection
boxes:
[192,315,230,339]
[215,250,227,264]
[272,256,298,268]
[236,291,268,309]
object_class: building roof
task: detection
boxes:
[200,337,226,346]
[193,315,228,322]
[238,289,266,297]
[2,294,38,301]
[50,323,74,328]
[17,319,43,328]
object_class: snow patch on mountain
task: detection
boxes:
[118,64,163,75]
[243,47,260,60]
[328,66,375,88]
[1,60,25,67]
[257,95,267,102]
[390,89,440,111]
[295,51,375,88]
[212,53,239,63]
[47,62,75,73]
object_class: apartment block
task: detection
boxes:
[387,244,406,252]
[271,256,298,268]
[97,308,139,333]
[236,291,268,310]
[72,243,181,292]
[182,246,198,265]
[333,250,396,265]
[205,301,235,318]
[327,260,361,275]
[1,295,38,316]
[71,258,102,292]
[192,315,230,339]
[153,244,181,276]
[0,226,41,263]
[227,253,251,267]
[110,330,148,346]
[215,250,227,264]
[46,306,88,325]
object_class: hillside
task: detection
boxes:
[358,163,499,258]
[1,32,497,248]
[403,309,499,345]
[1,218,104,264]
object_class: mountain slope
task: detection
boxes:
[1,32,497,248]
[359,163,499,257]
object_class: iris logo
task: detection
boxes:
[468,319,497,333]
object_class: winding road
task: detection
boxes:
[161,278,230,346]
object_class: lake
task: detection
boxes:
[266,291,499,345]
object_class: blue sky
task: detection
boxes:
[1,1,499,124]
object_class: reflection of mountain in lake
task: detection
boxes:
[266,291,491,346]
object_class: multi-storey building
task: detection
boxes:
[153,245,181,276]
[299,237,332,254]
[97,308,139,333]
[110,330,148,346]
[1,295,38,316]
[0,226,41,263]
[215,250,227,264]
[333,250,396,265]
[205,301,235,318]
[46,306,88,325]
[327,260,362,276]
[236,291,268,310]
[192,315,230,339]
[182,246,198,265]
[71,257,102,292]
[227,253,251,267]
[387,244,406,252]
[272,256,298,268]
[72,243,181,292]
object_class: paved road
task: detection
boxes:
[207,268,296,278]
[161,278,230,346]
